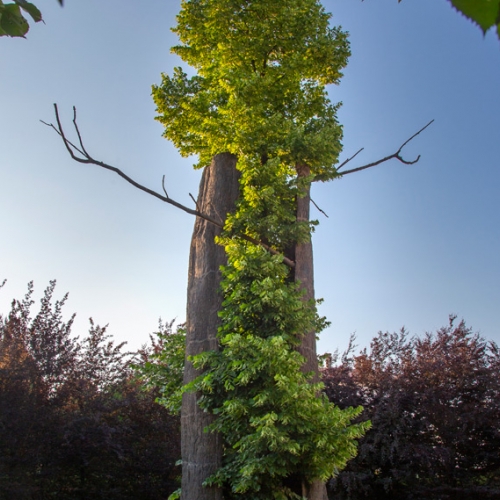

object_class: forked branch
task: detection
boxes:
[41,104,224,227]
[41,104,295,268]
[337,120,434,176]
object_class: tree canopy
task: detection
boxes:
[154,0,349,176]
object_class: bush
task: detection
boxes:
[323,317,500,500]
[0,281,181,499]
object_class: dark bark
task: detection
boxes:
[181,153,239,500]
[294,165,327,500]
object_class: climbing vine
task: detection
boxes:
[153,0,369,497]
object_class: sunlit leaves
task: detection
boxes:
[154,0,349,176]
[185,243,367,497]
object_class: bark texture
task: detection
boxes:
[181,153,239,500]
[295,165,328,500]
[294,165,319,380]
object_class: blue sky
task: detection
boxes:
[0,0,499,355]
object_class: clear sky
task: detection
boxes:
[1,0,499,356]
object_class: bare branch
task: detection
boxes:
[42,104,295,268]
[40,119,86,157]
[72,106,90,158]
[311,198,329,218]
[161,175,169,199]
[189,193,200,211]
[337,147,364,171]
[338,120,434,177]
[42,103,224,228]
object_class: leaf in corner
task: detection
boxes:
[14,0,42,23]
[0,3,29,37]
[448,0,500,36]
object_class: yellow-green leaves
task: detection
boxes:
[188,242,364,497]
[174,0,348,82]
[154,0,350,176]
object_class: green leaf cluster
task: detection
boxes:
[188,244,369,497]
[153,0,348,178]
[0,0,40,37]
[136,322,187,414]
[153,0,369,497]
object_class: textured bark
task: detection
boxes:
[295,165,319,380]
[181,153,239,500]
[295,165,327,500]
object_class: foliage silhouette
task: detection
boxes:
[0,281,181,499]
[323,317,500,500]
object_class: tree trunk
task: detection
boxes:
[181,153,239,500]
[295,165,328,500]
[295,165,319,380]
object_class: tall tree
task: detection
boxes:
[43,1,430,498]
[181,153,240,499]
[152,1,367,498]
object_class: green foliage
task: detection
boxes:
[153,0,348,177]
[188,245,369,498]
[136,320,186,414]
[447,0,500,38]
[153,1,369,496]
[0,0,62,38]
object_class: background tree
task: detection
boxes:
[0,281,182,499]
[323,318,500,500]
